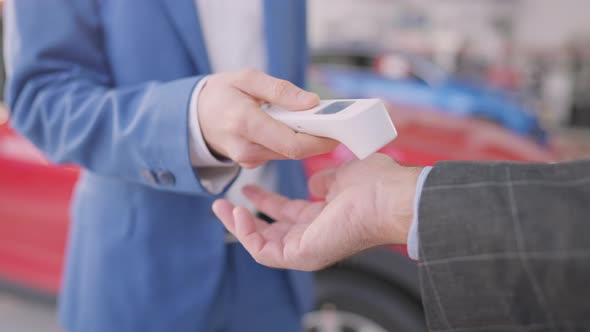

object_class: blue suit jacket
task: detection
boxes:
[4,1,312,331]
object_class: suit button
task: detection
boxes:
[141,169,158,185]
[156,171,176,186]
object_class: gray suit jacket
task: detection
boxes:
[418,160,590,331]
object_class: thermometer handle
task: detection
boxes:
[262,99,397,159]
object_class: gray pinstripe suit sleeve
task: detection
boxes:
[417,160,590,332]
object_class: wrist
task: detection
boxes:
[377,165,422,245]
[189,76,235,167]
[196,75,229,160]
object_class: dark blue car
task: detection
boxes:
[310,55,547,144]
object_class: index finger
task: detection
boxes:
[245,108,339,159]
[233,69,319,110]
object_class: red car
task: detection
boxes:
[0,105,568,331]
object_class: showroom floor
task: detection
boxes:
[0,290,63,332]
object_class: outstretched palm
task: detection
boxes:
[212,154,419,271]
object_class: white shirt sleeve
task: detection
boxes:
[406,166,433,260]
[188,76,240,194]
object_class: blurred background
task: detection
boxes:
[308,0,590,130]
[2,1,590,331]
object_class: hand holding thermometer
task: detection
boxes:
[262,99,397,159]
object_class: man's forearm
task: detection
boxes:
[417,160,590,330]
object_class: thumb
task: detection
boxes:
[308,169,337,199]
[232,69,319,110]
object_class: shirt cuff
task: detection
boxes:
[407,166,433,260]
[188,76,241,194]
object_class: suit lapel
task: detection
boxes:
[159,0,212,74]
[264,0,307,85]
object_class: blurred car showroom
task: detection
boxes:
[2,0,590,331]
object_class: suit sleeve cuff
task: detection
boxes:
[407,166,433,260]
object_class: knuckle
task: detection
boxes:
[236,68,260,83]
[227,105,250,134]
[271,79,292,99]
[229,143,255,164]
[225,116,243,134]
[283,144,304,160]
[245,115,264,137]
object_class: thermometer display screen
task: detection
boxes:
[317,101,355,115]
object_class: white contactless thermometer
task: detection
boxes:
[263,99,397,159]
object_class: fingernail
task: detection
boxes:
[297,91,319,106]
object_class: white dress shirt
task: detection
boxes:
[188,0,276,212]
[188,0,426,257]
